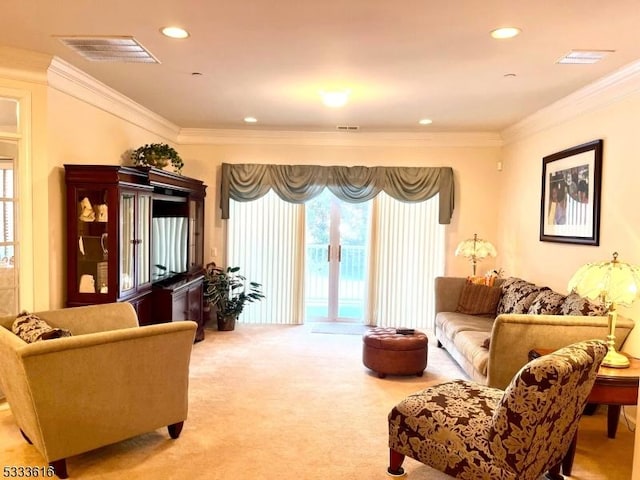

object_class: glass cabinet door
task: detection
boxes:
[137,193,151,286]
[189,198,204,269]
[120,191,135,295]
[76,187,109,296]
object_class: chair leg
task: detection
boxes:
[562,432,578,476]
[387,449,406,477]
[49,459,68,479]
[545,462,563,480]
[168,421,184,439]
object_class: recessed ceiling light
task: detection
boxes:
[557,50,614,64]
[490,27,521,39]
[418,118,433,125]
[320,90,350,108]
[161,26,190,39]
[244,117,258,123]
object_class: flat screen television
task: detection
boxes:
[152,216,188,282]
[151,194,190,283]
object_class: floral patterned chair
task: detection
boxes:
[387,339,607,480]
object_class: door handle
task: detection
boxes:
[338,245,342,262]
[327,244,331,262]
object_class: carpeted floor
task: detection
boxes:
[0,323,635,479]
[310,322,372,335]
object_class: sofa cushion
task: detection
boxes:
[456,283,502,315]
[497,278,550,314]
[436,312,494,341]
[560,293,608,316]
[12,312,72,343]
[527,290,567,315]
[452,329,491,379]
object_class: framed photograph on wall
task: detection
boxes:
[539,139,603,245]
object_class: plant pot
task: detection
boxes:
[217,313,237,331]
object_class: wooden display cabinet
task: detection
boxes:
[65,165,207,332]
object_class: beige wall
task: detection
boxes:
[178,142,503,276]
[499,90,640,355]
[46,88,174,308]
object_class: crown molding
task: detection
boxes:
[502,59,640,144]
[0,46,51,84]
[178,128,503,148]
[47,57,180,141]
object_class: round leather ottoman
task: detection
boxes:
[362,327,428,378]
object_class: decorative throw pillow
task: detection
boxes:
[527,290,567,315]
[497,278,549,314]
[12,312,72,343]
[467,275,497,287]
[456,283,502,315]
[560,293,608,316]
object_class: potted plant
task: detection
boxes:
[130,143,184,174]
[203,264,265,331]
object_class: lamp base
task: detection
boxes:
[601,349,630,369]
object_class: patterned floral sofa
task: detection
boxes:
[434,276,635,389]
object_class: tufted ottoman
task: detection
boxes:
[362,327,428,378]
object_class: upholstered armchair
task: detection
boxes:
[387,340,607,480]
[0,303,197,478]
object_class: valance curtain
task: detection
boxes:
[220,163,455,224]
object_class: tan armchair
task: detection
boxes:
[0,303,197,478]
[388,340,607,480]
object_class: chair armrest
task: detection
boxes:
[486,314,634,390]
[16,321,197,462]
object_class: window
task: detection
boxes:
[227,190,444,330]
[0,96,19,315]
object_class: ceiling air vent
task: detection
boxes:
[556,50,614,65]
[336,125,360,131]
[55,36,160,63]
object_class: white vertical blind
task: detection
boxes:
[371,192,444,331]
[228,190,303,324]
[227,191,444,328]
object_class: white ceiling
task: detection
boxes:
[2,0,640,132]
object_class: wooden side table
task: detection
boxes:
[529,348,640,477]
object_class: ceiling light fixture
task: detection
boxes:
[490,27,521,39]
[320,90,350,108]
[418,118,433,125]
[243,117,258,123]
[161,26,190,39]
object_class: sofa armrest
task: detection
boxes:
[434,277,467,314]
[14,321,197,462]
[487,314,634,390]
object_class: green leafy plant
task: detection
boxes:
[203,264,265,317]
[130,143,184,174]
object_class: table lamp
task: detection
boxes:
[455,233,497,276]
[568,252,640,368]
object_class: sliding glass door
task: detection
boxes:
[304,190,371,322]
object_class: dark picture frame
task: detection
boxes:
[539,139,603,245]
